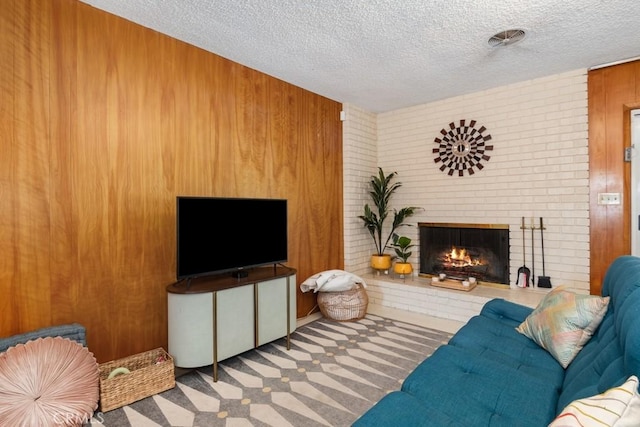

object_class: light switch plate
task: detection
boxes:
[598,193,621,205]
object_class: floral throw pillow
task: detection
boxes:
[516,286,609,368]
[549,376,640,426]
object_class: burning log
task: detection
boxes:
[437,246,490,280]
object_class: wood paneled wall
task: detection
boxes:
[588,60,640,295]
[0,0,343,362]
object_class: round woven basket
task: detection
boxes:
[317,283,368,321]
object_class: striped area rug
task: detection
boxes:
[92,314,452,426]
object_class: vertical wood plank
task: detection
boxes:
[0,0,16,333]
[0,0,52,334]
[588,61,640,295]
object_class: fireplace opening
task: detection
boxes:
[419,223,509,286]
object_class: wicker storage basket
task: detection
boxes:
[317,283,368,321]
[98,347,175,412]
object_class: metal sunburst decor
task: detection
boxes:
[433,119,493,177]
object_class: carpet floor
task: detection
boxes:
[92,314,452,426]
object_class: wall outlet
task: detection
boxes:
[597,192,621,205]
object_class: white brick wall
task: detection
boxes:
[344,69,590,293]
[343,104,378,273]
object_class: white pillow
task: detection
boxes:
[300,270,366,293]
[549,376,640,426]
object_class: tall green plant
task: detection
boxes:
[358,168,420,256]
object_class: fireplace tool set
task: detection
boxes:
[517,217,552,288]
[516,217,530,287]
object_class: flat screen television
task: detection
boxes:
[176,196,288,280]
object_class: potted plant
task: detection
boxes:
[391,233,415,276]
[358,168,421,272]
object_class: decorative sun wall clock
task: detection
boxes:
[433,119,493,176]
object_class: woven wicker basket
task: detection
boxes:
[99,348,175,412]
[317,283,368,321]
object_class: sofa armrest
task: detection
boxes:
[0,323,86,353]
[480,298,533,327]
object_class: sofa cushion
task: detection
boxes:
[516,286,609,368]
[558,312,623,410]
[559,257,640,412]
[479,297,533,327]
[352,391,460,426]
[550,375,640,427]
[401,345,560,426]
[449,314,564,385]
[603,257,640,374]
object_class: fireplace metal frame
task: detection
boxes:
[418,222,509,230]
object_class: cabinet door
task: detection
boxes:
[216,284,255,361]
[257,275,297,346]
[168,292,213,368]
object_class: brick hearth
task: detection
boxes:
[364,274,546,324]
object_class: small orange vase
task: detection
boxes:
[393,262,413,276]
[370,254,391,271]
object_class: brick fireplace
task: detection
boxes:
[419,223,510,286]
[343,72,590,293]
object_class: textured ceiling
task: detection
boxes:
[79,0,640,113]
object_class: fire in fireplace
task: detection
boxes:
[444,247,481,267]
[419,223,509,286]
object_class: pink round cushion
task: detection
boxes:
[0,336,99,426]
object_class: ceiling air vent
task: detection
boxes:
[488,29,526,47]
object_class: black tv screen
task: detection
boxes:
[176,197,288,279]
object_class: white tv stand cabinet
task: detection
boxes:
[166,266,296,381]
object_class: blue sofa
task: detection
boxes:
[353,255,640,426]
